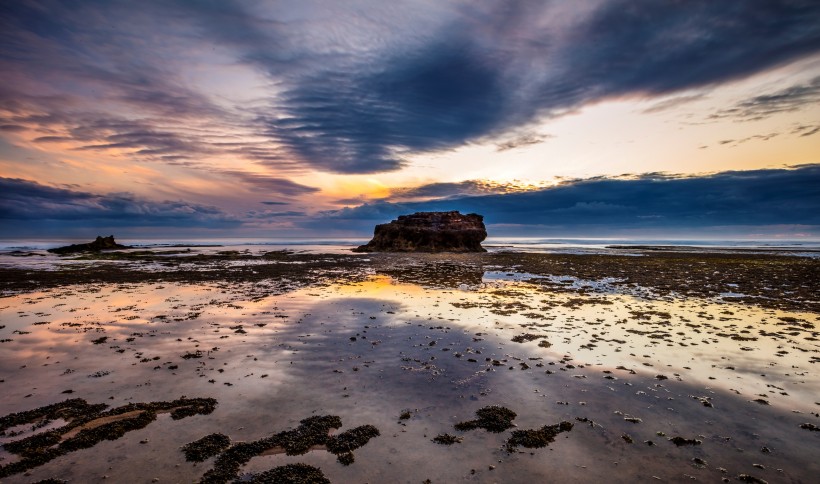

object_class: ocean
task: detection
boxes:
[3,236,819,254]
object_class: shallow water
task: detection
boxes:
[3,236,820,273]
[1,272,819,482]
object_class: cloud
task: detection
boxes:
[216,170,319,196]
[0,177,241,234]
[709,76,820,121]
[248,0,820,173]
[332,197,370,206]
[0,2,225,120]
[495,133,552,152]
[260,201,290,206]
[73,127,207,158]
[641,94,708,114]
[385,180,550,202]
[310,165,820,233]
[716,132,781,147]
[792,124,820,137]
[245,210,307,219]
[388,181,497,201]
[0,1,297,176]
[4,1,816,176]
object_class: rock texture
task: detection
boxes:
[47,235,129,254]
[354,211,487,252]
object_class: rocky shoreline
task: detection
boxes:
[0,248,817,483]
[1,250,817,312]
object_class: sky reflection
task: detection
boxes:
[1,274,818,482]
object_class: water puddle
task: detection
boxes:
[1,274,818,482]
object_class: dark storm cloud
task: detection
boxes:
[2,1,820,174]
[561,2,820,95]
[312,166,820,232]
[262,40,508,173]
[0,177,240,230]
[250,0,820,173]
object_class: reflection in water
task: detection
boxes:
[377,261,485,288]
[0,274,818,482]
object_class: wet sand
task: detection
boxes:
[0,249,818,482]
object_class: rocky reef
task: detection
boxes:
[47,235,128,254]
[354,211,487,252]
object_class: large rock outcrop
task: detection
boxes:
[354,211,487,252]
[47,235,129,254]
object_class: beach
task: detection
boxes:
[0,245,818,482]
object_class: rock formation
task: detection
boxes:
[47,235,129,254]
[354,211,487,252]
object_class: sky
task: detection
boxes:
[1,0,819,240]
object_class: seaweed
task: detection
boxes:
[669,436,702,446]
[432,433,463,445]
[511,333,546,343]
[181,433,231,462]
[736,474,768,484]
[248,463,329,484]
[58,410,157,452]
[326,425,381,455]
[2,431,62,458]
[0,397,217,479]
[454,406,517,433]
[336,451,355,466]
[505,421,573,452]
[279,415,343,455]
[0,398,107,433]
[198,416,379,483]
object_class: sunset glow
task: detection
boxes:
[1,1,818,238]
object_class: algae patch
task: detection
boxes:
[0,397,217,478]
[248,463,329,483]
[196,416,380,483]
[505,421,574,452]
[432,433,463,445]
[454,405,517,433]
[669,436,702,446]
[181,433,231,462]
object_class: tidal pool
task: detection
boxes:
[1,272,818,483]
